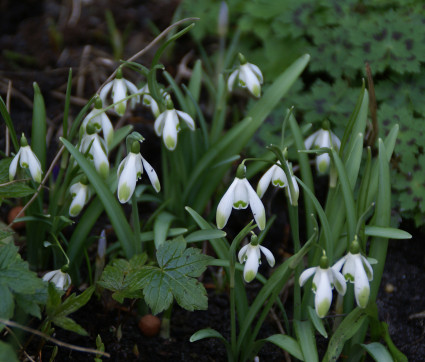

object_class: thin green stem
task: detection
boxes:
[288,204,302,320]
[131,193,141,254]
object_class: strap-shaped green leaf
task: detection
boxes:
[361,342,394,362]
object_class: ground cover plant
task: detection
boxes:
[0,1,423,361]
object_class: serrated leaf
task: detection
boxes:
[133,238,213,314]
[53,316,90,336]
[0,181,36,198]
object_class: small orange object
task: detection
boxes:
[8,206,25,230]
[138,314,161,337]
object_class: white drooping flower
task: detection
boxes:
[216,164,266,230]
[9,134,43,183]
[332,239,374,308]
[117,141,160,203]
[42,269,72,291]
[139,84,169,118]
[99,68,140,116]
[154,102,195,151]
[299,253,347,318]
[81,97,114,147]
[238,234,275,282]
[79,125,109,179]
[257,160,299,206]
[228,53,263,98]
[304,127,341,174]
[69,179,90,217]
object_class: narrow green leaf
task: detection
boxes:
[61,138,135,258]
[263,334,304,360]
[365,226,411,240]
[0,97,19,152]
[190,328,228,345]
[307,306,328,338]
[32,82,47,170]
[185,229,227,243]
[109,125,133,151]
[361,342,394,362]
[153,211,175,248]
[294,320,318,362]
[53,316,89,336]
[62,69,72,139]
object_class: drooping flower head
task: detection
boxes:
[69,177,90,217]
[154,99,195,151]
[333,238,374,308]
[9,133,43,183]
[257,160,299,206]
[139,84,169,118]
[216,163,266,230]
[228,53,263,98]
[299,252,347,318]
[304,123,341,174]
[80,96,114,148]
[99,67,140,116]
[43,268,72,291]
[238,233,275,282]
[117,139,160,203]
[79,123,109,179]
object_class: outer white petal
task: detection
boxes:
[315,129,328,148]
[216,178,238,229]
[99,81,113,104]
[315,269,333,318]
[9,149,21,181]
[247,63,263,83]
[112,79,127,115]
[361,255,373,281]
[243,247,260,282]
[25,147,43,183]
[227,70,239,91]
[299,267,317,287]
[176,110,195,131]
[42,270,57,282]
[154,112,166,136]
[135,153,143,179]
[117,154,129,178]
[316,152,330,174]
[331,268,347,296]
[141,156,161,192]
[353,255,370,308]
[240,64,261,97]
[124,79,140,107]
[331,256,346,272]
[287,175,299,206]
[69,183,88,217]
[244,179,266,230]
[81,108,96,132]
[162,110,179,150]
[43,270,71,290]
[304,131,319,150]
[100,113,114,147]
[117,153,138,203]
[257,165,274,198]
[259,245,275,267]
[91,137,109,178]
[238,244,249,264]
[331,132,341,150]
[233,179,250,209]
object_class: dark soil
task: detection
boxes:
[2,1,425,361]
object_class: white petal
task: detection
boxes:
[124,79,140,106]
[99,81,113,104]
[331,132,341,150]
[176,110,195,131]
[247,63,263,83]
[227,70,239,91]
[331,256,346,272]
[162,110,179,150]
[315,129,328,148]
[299,267,316,287]
[238,244,249,264]
[271,164,288,188]
[112,79,127,115]
[316,153,330,174]
[287,175,299,206]
[117,154,129,178]
[315,269,333,318]
[243,247,260,282]
[69,183,88,217]
[154,112,166,136]
[331,268,347,296]
[9,150,21,181]
[25,147,42,183]
[141,156,161,192]
[354,256,370,308]
[257,165,275,198]
[342,253,356,283]
[117,153,138,203]
[304,131,319,150]
[216,178,238,229]
[259,245,275,267]
[240,64,261,97]
[19,146,29,168]
[100,113,114,147]
[233,179,250,209]
[42,270,57,282]
[91,138,109,179]
[245,179,266,230]
[361,255,373,281]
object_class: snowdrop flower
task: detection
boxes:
[238,233,275,282]
[117,141,160,203]
[9,134,43,183]
[79,124,109,179]
[139,84,170,118]
[81,97,114,147]
[154,101,195,151]
[304,126,341,174]
[43,269,72,291]
[299,253,347,318]
[216,164,266,230]
[69,178,90,217]
[99,68,140,116]
[228,53,263,98]
[257,160,299,206]
[333,238,374,308]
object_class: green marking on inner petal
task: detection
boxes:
[216,211,227,229]
[99,163,109,179]
[317,298,331,318]
[272,179,285,187]
[244,270,256,283]
[233,200,248,208]
[357,287,370,308]
[116,102,126,116]
[318,159,328,173]
[21,162,29,168]
[70,205,82,217]
[118,183,131,203]
[345,273,354,282]
[165,135,176,150]
[312,283,317,292]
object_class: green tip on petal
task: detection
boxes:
[165,135,176,150]
[357,287,370,308]
[318,159,328,173]
[317,298,331,318]
[70,205,82,217]
[216,212,227,229]
[118,183,131,203]
[99,163,109,179]
[252,85,261,98]
[257,212,266,230]
[244,270,256,283]
[154,180,161,193]
[34,171,42,183]
[116,102,126,116]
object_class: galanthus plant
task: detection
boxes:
[9,133,43,183]
[216,163,266,230]
[79,124,109,179]
[69,177,90,217]
[228,53,263,98]
[42,268,72,291]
